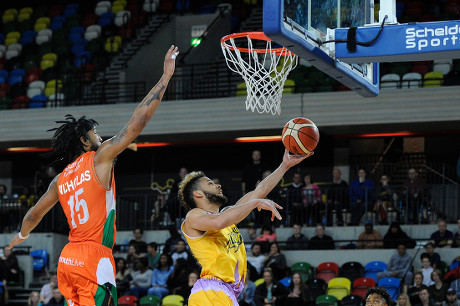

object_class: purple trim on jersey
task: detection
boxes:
[190,278,239,305]
[232,260,245,298]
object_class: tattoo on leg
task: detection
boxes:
[113,126,128,143]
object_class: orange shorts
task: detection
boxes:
[57,241,116,306]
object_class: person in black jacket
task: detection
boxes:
[383,222,416,249]
[255,268,287,306]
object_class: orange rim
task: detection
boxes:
[221,31,294,55]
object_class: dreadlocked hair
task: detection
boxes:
[47,114,98,164]
[178,171,205,211]
[365,287,394,306]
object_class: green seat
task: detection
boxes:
[316,294,338,306]
[140,295,161,306]
[0,97,13,109]
[291,262,313,281]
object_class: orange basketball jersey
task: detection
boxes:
[57,151,116,248]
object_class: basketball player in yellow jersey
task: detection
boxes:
[8,45,179,306]
[179,149,313,305]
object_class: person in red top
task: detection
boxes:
[8,45,179,306]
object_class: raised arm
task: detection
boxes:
[184,199,282,234]
[236,150,312,205]
[95,45,178,164]
[9,175,60,249]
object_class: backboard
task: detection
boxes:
[263,0,380,97]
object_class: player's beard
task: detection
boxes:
[203,191,228,208]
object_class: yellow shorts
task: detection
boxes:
[57,241,117,306]
[188,278,239,306]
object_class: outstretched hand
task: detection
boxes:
[164,45,179,77]
[253,199,283,222]
[282,149,313,168]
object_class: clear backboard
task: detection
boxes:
[263,0,380,97]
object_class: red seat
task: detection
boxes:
[316,262,339,284]
[352,277,376,298]
[117,295,137,306]
[48,5,64,18]
[12,95,30,109]
[412,61,432,76]
[82,13,98,28]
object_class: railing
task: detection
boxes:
[1,184,458,233]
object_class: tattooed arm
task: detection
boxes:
[93,45,178,185]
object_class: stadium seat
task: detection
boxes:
[11,68,26,78]
[412,61,432,76]
[118,295,137,306]
[115,11,132,26]
[45,79,63,97]
[307,278,327,300]
[341,295,363,306]
[401,72,422,88]
[162,295,184,306]
[364,261,387,282]
[352,277,376,298]
[105,36,122,53]
[316,294,338,306]
[327,277,351,301]
[0,45,5,57]
[27,87,43,99]
[380,73,400,89]
[378,277,401,301]
[85,25,102,41]
[140,295,161,306]
[450,279,460,298]
[96,1,112,15]
[280,277,292,288]
[48,93,66,107]
[316,262,339,284]
[236,82,246,96]
[340,262,364,283]
[29,80,45,90]
[8,75,23,86]
[283,79,295,94]
[29,94,48,108]
[143,0,159,13]
[424,71,443,87]
[0,96,12,109]
[255,278,264,286]
[30,249,49,271]
[433,59,453,75]
[291,262,313,282]
[40,59,56,70]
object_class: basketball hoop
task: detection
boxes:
[221,32,297,115]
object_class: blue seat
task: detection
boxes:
[71,44,86,56]
[74,51,92,68]
[21,36,35,46]
[280,277,292,288]
[11,69,26,78]
[378,277,400,301]
[52,16,66,23]
[364,261,387,282]
[30,249,49,271]
[70,26,84,34]
[30,94,48,108]
[8,75,23,86]
[0,70,9,78]
[50,21,64,31]
[72,38,88,47]
[68,32,82,44]
[64,8,78,17]
[66,3,80,11]
[22,30,37,38]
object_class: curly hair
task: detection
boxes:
[365,287,394,306]
[46,114,98,163]
[178,171,205,211]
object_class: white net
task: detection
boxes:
[221,33,298,115]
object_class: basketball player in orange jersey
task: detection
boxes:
[8,45,179,306]
[178,149,313,305]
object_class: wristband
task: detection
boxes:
[18,232,29,240]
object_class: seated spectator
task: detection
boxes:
[454,218,460,247]
[424,242,442,270]
[127,257,152,299]
[286,224,308,250]
[163,227,182,255]
[1,245,19,283]
[263,242,287,281]
[309,223,335,250]
[442,288,460,306]
[325,168,349,227]
[256,227,277,253]
[397,293,412,306]
[408,272,424,305]
[115,258,132,297]
[357,220,383,249]
[173,271,199,305]
[40,272,58,304]
[375,174,397,225]
[421,254,435,286]
[28,291,42,306]
[349,169,374,225]
[416,285,436,306]
[167,258,190,295]
[245,226,259,253]
[247,243,266,279]
[428,269,449,305]
[45,288,64,306]
[383,222,416,249]
[129,227,148,253]
[238,269,256,306]
[377,244,413,286]
[171,239,194,266]
[146,242,161,270]
[254,268,287,306]
[126,244,141,271]
[285,271,312,306]
[301,174,322,225]
[431,219,454,248]
[147,254,174,299]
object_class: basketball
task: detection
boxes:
[282,117,320,155]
